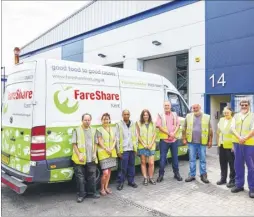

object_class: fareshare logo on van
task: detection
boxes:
[8,89,33,100]
[54,86,79,114]
[54,86,120,114]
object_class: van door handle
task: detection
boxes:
[10,137,16,141]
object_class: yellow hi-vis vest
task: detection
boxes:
[116,121,138,154]
[218,117,233,149]
[71,126,98,165]
[156,112,181,140]
[97,126,117,161]
[186,113,210,145]
[232,112,254,146]
[137,122,156,151]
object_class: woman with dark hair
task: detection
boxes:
[136,109,157,186]
[96,113,117,196]
[216,107,235,188]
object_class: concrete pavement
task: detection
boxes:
[1,148,254,216]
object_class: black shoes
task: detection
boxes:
[174,172,183,181]
[231,186,244,193]
[128,182,138,188]
[157,173,182,182]
[226,180,235,188]
[117,182,138,190]
[77,196,84,203]
[249,191,254,198]
[200,174,210,184]
[216,179,227,185]
[231,186,254,198]
[92,192,100,199]
[185,176,196,182]
[185,175,209,183]
[117,183,124,191]
[216,179,235,188]
[157,176,164,183]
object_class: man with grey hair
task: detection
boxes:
[182,104,213,184]
[156,101,183,182]
[230,99,254,198]
[116,109,138,190]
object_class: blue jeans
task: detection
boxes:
[188,143,207,177]
[159,140,179,176]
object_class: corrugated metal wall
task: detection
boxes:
[21,0,170,55]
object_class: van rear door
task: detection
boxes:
[1,62,36,175]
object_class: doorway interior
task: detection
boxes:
[209,95,231,145]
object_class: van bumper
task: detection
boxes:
[1,164,33,194]
[1,171,28,194]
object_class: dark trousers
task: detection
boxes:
[219,145,235,182]
[234,143,254,191]
[117,151,136,184]
[159,140,179,176]
[73,162,97,197]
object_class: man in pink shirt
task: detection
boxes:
[156,101,183,182]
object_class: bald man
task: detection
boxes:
[156,101,183,182]
[182,104,213,184]
[115,110,138,190]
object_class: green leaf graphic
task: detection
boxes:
[54,88,79,114]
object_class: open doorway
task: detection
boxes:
[210,95,231,145]
[143,53,189,103]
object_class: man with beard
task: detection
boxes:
[183,104,213,184]
[230,99,254,199]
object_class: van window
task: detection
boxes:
[167,92,189,117]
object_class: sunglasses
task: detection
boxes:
[241,104,249,107]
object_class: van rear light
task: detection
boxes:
[31,126,46,161]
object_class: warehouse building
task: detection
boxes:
[19,0,254,140]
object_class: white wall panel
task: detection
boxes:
[189,94,205,110]
[84,2,204,52]
[189,44,205,94]
[83,21,204,64]
[21,1,169,55]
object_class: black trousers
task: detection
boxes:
[219,145,236,182]
[73,162,97,197]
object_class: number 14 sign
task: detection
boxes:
[209,73,226,88]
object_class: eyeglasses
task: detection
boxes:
[241,104,249,107]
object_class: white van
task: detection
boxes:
[1,59,189,194]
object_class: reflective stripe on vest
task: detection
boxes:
[71,126,98,165]
[117,121,137,154]
[232,112,254,146]
[186,113,210,145]
[138,122,156,151]
[218,117,233,149]
[97,127,117,161]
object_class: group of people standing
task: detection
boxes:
[71,99,254,203]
